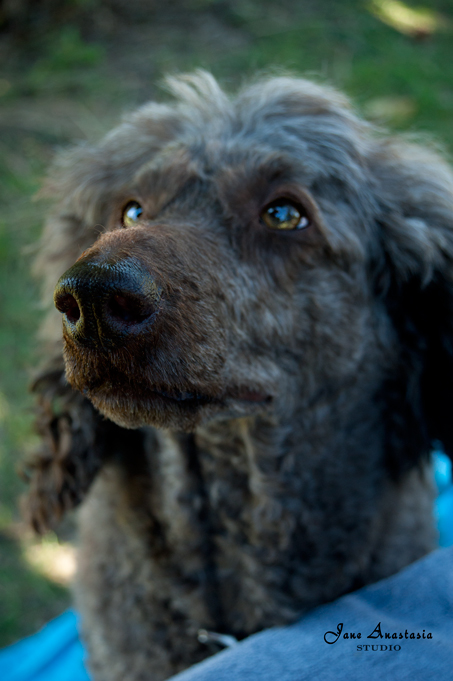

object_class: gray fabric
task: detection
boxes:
[170,546,453,681]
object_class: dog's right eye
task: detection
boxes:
[260,199,310,231]
[121,201,143,228]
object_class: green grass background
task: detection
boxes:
[1,0,453,647]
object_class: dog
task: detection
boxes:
[24,71,453,681]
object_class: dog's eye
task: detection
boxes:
[260,200,310,231]
[122,201,143,228]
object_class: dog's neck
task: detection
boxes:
[131,403,436,634]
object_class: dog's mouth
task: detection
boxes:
[88,380,271,408]
[150,387,208,403]
[146,387,270,405]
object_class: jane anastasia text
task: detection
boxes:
[324,622,433,645]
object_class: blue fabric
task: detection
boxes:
[0,611,90,681]
[434,450,453,547]
[1,451,452,681]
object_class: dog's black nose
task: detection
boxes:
[54,257,161,348]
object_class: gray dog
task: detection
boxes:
[25,72,453,681]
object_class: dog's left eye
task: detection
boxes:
[260,200,310,231]
[121,201,143,228]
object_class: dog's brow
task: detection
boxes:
[130,151,205,213]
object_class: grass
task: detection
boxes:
[0,530,70,646]
[1,0,453,648]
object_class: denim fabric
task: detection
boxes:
[170,545,453,681]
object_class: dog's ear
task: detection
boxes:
[22,358,107,533]
[370,140,453,474]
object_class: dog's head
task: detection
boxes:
[38,71,453,466]
[44,73,453,451]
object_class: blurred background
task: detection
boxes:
[0,0,452,649]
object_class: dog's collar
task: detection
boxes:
[198,628,238,648]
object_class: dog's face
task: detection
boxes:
[48,74,453,442]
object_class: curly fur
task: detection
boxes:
[23,71,453,681]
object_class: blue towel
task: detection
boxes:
[0,611,90,681]
[434,449,453,547]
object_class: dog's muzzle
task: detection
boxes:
[54,256,161,349]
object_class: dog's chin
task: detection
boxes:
[88,387,272,430]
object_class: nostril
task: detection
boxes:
[107,293,154,325]
[55,293,81,323]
